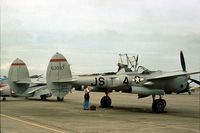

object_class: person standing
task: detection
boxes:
[83,86,90,110]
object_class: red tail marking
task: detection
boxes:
[11,63,25,66]
[50,59,67,62]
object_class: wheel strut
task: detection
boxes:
[152,95,166,113]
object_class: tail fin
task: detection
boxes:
[8,58,30,95]
[46,53,73,97]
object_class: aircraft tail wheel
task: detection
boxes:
[57,97,64,101]
[40,95,47,101]
[100,96,112,108]
[152,99,166,113]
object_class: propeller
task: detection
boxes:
[180,51,186,72]
[134,55,138,70]
[189,78,200,85]
[179,51,200,93]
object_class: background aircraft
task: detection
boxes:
[46,51,200,113]
[0,76,11,101]
[8,58,73,101]
[8,59,52,100]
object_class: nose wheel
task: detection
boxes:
[152,95,166,113]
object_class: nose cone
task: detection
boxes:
[11,58,26,66]
[50,53,68,63]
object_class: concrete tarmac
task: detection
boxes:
[1,91,200,133]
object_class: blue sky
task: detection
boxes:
[1,0,200,77]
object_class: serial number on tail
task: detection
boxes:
[51,65,65,70]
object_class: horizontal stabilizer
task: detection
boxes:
[15,79,31,84]
[51,78,77,83]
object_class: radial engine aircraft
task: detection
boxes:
[45,51,200,113]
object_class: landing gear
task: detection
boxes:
[57,97,64,101]
[100,96,112,107]
[100,91,112,108]
[152,95,166,113]
[3,97,6,101]
[40,95,47,101]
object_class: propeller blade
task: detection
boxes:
[180,51,186,72]
[136,55,138,63]
[190,78,200,85]
[135,55,138,66]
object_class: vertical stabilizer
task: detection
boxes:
[8,58,30,95]
[46,53,72,98]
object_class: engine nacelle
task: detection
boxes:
[166,76,188,93]
[131,86,165,95]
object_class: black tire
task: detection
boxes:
[160,99,166,107]
[100,96,112,108]
[40,95,47,101]
[3,97,6,101]
[152,99,165,113]
[57,97,64,101]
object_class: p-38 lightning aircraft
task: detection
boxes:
[45,51,200,113]
[8,59,53,100]
[8,58,73,101]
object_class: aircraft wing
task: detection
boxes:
[15,78,46,85]
[33,86,50,97]
[15,78,50,96]
[26,85,48,94]
[23,85,51,97]
[51,78,77,83]
[15,79,32,84]
[147,71,200,80]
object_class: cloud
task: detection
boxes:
[1,0,200,76]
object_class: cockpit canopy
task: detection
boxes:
[137,66,151,74]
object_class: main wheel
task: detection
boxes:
[152,99,166,113]
[57,97,64,101]
[100,96,112,108]
[160,99,166,107]
[3,97,6,101]
[40,95,47,101]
